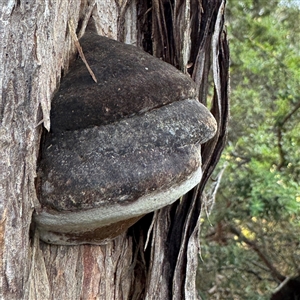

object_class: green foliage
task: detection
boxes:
[198,0,300,298]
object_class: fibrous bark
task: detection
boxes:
[0,0,229,299]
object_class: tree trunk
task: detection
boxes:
[0,0,229,299]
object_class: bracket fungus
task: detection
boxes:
[34,30,217,245]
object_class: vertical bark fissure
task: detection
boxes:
[134,0,229,299]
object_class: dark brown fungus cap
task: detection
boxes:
[34,31,217,245]
[50,30,197,132]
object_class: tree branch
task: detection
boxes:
[228,225,286,283]
[272,276,291,294]
[276,99,300,170]
[279,100,300,127]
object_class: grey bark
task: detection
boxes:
[0,0,229,299]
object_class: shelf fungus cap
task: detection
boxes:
[34,31,217,245]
